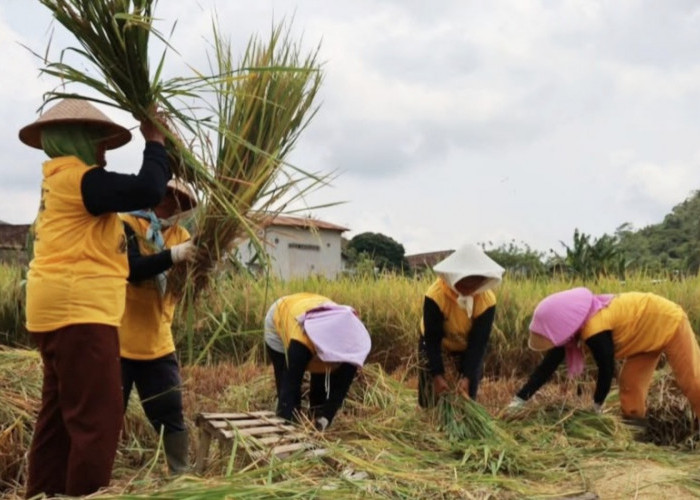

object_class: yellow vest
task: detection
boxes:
[25,156,129,332]
[580,292,683,359]
[274,292,335,373]
[420,278,497,352]
[118,214,190,360]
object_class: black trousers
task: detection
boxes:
[267,345,356,424]
[121,352,186,435]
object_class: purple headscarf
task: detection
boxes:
[529,287,614,377]
[297,304,372,368]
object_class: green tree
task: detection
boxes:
[480,240,547,277]
[347,232,408,273]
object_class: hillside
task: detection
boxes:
[616,190,700,275]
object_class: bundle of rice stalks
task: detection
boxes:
[438,394,505,442]
[638,373,699,449]
[37,0,201,176]
[168,22,327,298]
[0,348,41,491]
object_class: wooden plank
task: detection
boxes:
[197,410,275,422]
[206,417,287,429]
[218,425,289,439]
[255,433,307,445]
[195,426,212,474]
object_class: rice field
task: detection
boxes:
[2,267,700,498]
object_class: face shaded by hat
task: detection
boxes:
[433,243,504,297]
[154,179,198,219]
[19,98,131,151]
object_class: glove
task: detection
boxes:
[592,402,603,414]
[315,417,329,432]
[507,396,526,409]
[171,241,196,263]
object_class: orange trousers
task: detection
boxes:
[618,314,700,418]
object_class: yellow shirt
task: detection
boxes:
[26,156,129,332]
[118,214,190,359]
[420,278,497,352]
[580,292,684,359]
[274,292,336,373]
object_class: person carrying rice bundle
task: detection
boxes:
[20,98,171,497]
[508,287,700,422]
[264,293,372,431]
[118,178,198,475]
[418,243,504,408]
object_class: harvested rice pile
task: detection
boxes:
[2,351,700,499]
[638,373,699,449]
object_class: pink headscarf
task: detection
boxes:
[529,287,614,377]
[297,304,372,368]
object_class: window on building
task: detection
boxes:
[288,243,320,251]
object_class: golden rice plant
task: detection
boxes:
[37,0,202,177]
[168,21,329,299]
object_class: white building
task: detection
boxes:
[236,214,349,280]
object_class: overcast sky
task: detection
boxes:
[3,1,700,256]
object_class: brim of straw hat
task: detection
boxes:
[18,99,132,150]
[167,179,197,211]
[528,332,555,351]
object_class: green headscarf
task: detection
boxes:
[40,124,104,166]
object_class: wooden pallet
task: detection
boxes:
[194,410,325,474]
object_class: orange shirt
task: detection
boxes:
[580,292,684,358]
[26,156,129,332]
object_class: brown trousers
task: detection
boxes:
[618,315,700,418]
[25,324,123,498]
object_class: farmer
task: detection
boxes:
[119,178,197,474]
[264,292,372,431]
[418,243,504,408]
[20,98,171,498]
[507,287,700,420]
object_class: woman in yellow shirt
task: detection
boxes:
[20,99,171,498]
[509,287,700,420]
[119,179,197,474]
[418,244,504,407]
[264,293,372,430]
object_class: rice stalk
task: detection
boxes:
[36,0,203,177]
[167,20,329,299]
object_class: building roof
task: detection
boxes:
[262,214,349,233]
[405,249,454,270]
[0,223,31,249]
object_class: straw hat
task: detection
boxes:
[528,332,555,351]
[19,98,132,150]
[166,179,197,211]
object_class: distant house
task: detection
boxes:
[236,214,349,280]
[0,223,31,264]
[404,249,454,273]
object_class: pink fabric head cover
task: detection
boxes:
[529,287,614,377]
[297,305,372,368]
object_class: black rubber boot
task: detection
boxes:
[163,430,190,475]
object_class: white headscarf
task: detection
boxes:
[433,243,504,317]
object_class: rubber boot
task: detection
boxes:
[163,430,190,475]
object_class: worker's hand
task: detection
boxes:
[456,377,470,399]
[433,375,449,397]
[171,241,196,263]
[591,402,603,414]
[314,417,329,432]
[140,110,169,145]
